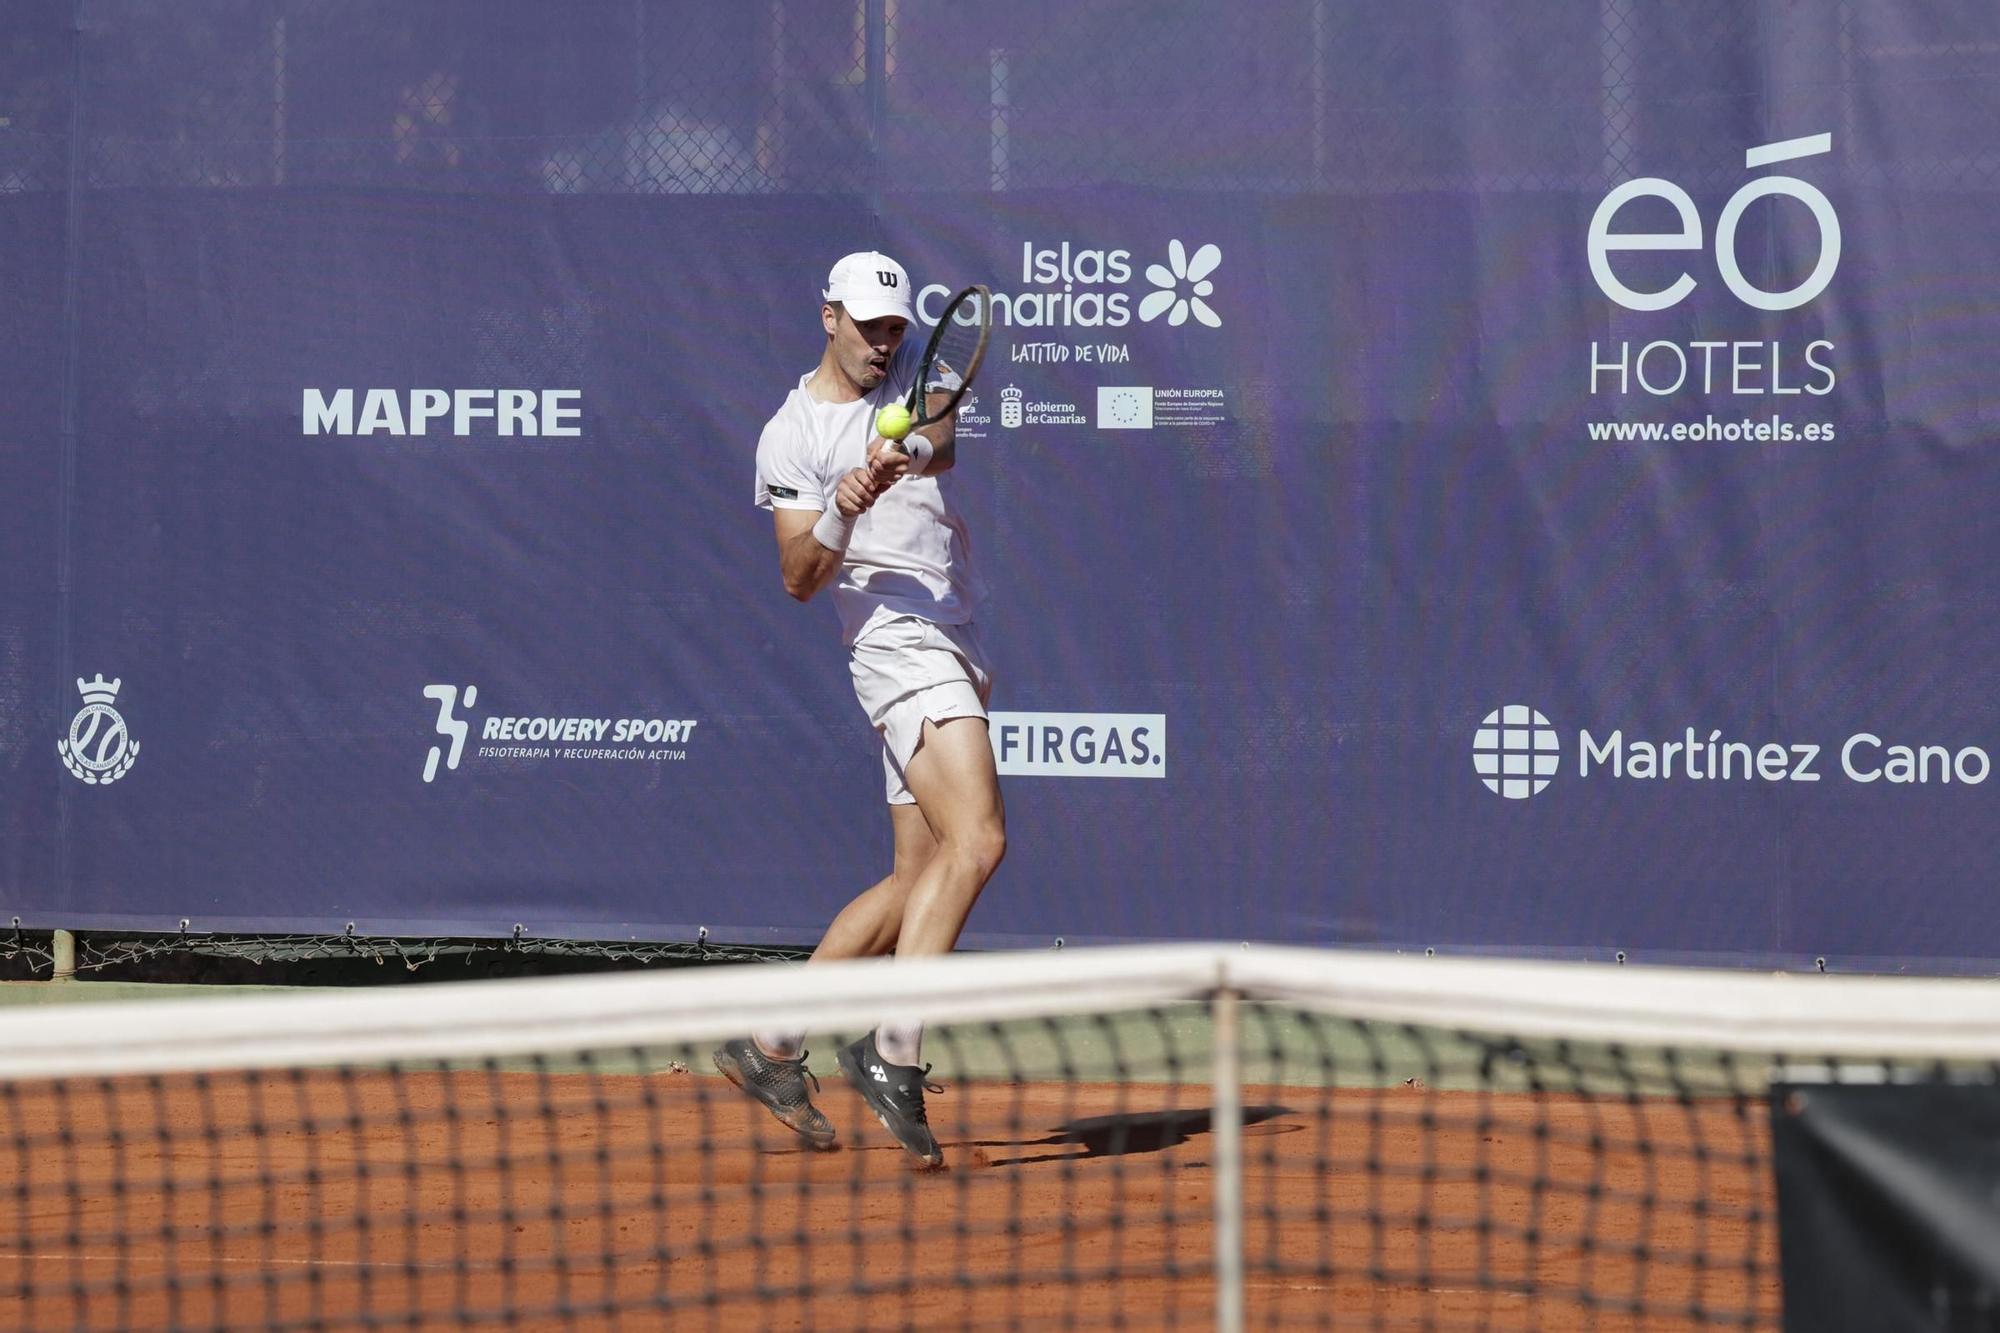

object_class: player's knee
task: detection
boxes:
[881,867,919,914]
[956,820,1006,882]
[891,846,937,895]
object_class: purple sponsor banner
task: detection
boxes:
[0,1,72,910]
[5,2,2000,967]
[0,187,65,910]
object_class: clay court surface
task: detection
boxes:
[3,1067,1778,1329]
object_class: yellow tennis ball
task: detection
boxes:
[875,404,913,440]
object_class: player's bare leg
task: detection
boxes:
[894,716,1006,959]
[715,806,933,1148]
[809,804,937,962]
[837,716,1005,1166]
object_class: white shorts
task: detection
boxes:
[849,616,994,805]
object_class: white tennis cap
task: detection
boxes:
[823,251,914,323]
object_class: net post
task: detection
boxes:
[1212,984,1245,1333]
[52,928,77,982]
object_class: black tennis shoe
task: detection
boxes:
[837,1032,944,1167]
[712,1039,837,1150]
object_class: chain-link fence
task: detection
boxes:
[2,1,1991,198]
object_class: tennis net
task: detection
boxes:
[3,944,1996,1329]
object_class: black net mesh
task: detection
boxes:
[10,962,1980,1329]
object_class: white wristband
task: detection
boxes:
[902,433,935,477]
[811,506,856,552]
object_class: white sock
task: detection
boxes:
[753,1029,804,1061]
[874,1020,924,1068]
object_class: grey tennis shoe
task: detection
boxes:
[837,1032,944,1167]
[713,1039,837,1150]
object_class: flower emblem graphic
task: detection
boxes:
[1139,240,1221,327]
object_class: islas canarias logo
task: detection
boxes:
[915,240,1222,329]
[1138,240,1221,327]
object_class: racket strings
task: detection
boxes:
[916,299,989,423]
[928,324,983,394]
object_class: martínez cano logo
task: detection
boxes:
[1475,703,1993,798]
[1472,705,1559,800]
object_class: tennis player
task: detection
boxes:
[713,251,1004,1167]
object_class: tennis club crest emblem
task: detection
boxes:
[59,675,140,785]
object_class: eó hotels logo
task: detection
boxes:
[1474,705,1559,800]
[59,675,140,785]
[1139,240,1221,327]
[424,683,477,783]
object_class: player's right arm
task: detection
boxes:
[759,413,878,602]
[774,467,880,602]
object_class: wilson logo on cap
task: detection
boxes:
[824,251,916,322]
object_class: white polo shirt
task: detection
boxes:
[754,337,976,646]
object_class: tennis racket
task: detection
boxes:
[898,284,991,434]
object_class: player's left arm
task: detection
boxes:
[912,385,957,473]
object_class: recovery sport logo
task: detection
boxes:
[421,683,699,783]
[423,684,477,783]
